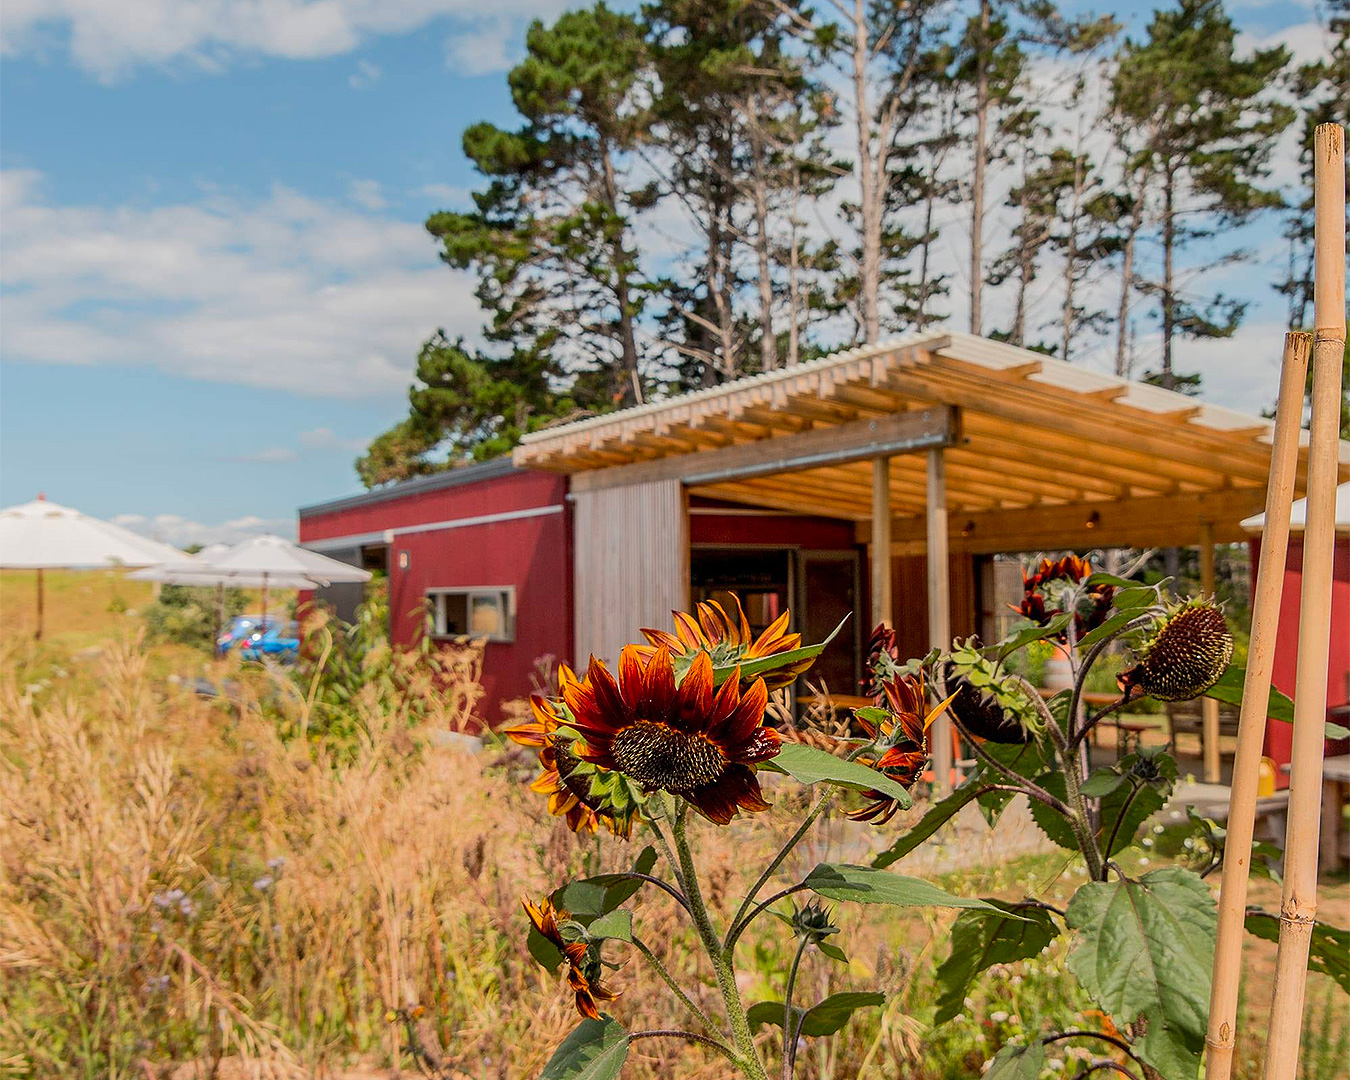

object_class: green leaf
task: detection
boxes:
[983,1041,1045,1079]
[1076,609,1141,649]
[540,1018,629,1080]
[1113,585,1158,610]
[764,742,912,810]
[527,923,565,975]
[1244,910,1349,995]
[1084,572,1143,589]
[552,846,658,925]
[1203,664,1295,723]
[872,781,984,868]
[1080,768,1127,798]
[1329,720,1350,740]
[746,992,884,1037]
[1066,867,1215,1078]
[1030,753,1175,857]
[854,706,890,725]
[711,615,849,688]
[804,864,1004,913]
[933,903,1060,1025]
[816,940,849,964]
[585,909,632,944]
[996,613,1071,660]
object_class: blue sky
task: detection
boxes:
[0,0,1328,544]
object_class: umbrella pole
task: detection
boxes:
[35,567,44,641]
[1203,333,1310,1080]
[216,582,225,643]
[1261,122,1345,1080]
[261,571,269,621]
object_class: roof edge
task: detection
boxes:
[298,457,520,518]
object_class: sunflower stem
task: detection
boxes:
[673,799,770,1080]
[728,791,833,950]
[631,935,722,1037]
[781,935,810,1080]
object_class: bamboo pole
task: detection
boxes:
[927,448,953,792]
[1203,332,1310,1080]
[871,456,893,626]
[1199,521,1221,783]
[1261,122,1345,1080]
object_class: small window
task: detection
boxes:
[428,587,514,643]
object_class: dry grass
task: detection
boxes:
[1,631,1344,1080]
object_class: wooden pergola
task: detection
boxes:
[514,331,1350,785]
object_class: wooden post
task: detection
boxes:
[35,567,44,641]
[1262,122,1345,1080]
[1204,332,1310,1080]
[871,456,892,627]
[927,447,953,792]
[1199,521,1221,783]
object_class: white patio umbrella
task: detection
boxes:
[1241,481,1350,534]
[0,496,188,639]
[185,534,371,617]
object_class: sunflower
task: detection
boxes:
[523,896,618,1020]
[638,593,809,690]
[848,672,954,825]
[562,646,778,825]
[1118,600,1233,702]
[504,668,642,837]
[1019,554,1114,640]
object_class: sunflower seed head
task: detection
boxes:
[1122,600,1233,702]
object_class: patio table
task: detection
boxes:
[1281,753,1350,871]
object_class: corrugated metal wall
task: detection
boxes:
[573,479,689,666]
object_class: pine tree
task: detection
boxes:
[1109,0,1292,393]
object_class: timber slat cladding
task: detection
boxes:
[573,479,689,667]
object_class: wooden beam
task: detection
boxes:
[927,448,953,794]
[873,458,893,627]
[571,407,958,492]
[1199,521,1221,783]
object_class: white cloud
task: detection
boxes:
[347,178,387,211]
[348,57,381,89]
[113,511,293,545]
[445,20,514,77]
[419,182,471,206]
[0,0,564,82]
[298,426,367,451]
[1,169,480,398]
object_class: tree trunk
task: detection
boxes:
[1161,166,1176,388]
[852,0,881,343]
[748,93,777,371]
[969,0,990,336]
[788,170,802,366]
[600,139,642,404]
[1114,172,1146,378]
[1061,155,1085,362]
[918,185,936,330]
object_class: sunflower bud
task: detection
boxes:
[1120,601,1233,702]
[791,901,840,943]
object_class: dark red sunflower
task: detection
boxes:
[562,646,778,825]
[637,594,809,690]
[523,896,618,1020]
[504,668,605,834]
[862,623,903,701]
[849,672,954,825]
[1018,554,1114,640]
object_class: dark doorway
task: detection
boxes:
[690,548,792,640]
[798,551,861,698]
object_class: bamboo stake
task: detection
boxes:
[1203,332,1310,1080]
[1261,122,1345,1080]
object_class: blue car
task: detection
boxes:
[216,615,278,657]
[239,622,301,663]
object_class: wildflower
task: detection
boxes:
[637,593,810,690]
[848,673,955,825]
[253,875,273,892]
[152,889,185,909]
[562,647,777,825]
[1119,600,1233,702]
[266,856,287,872]
[523,896,618,1020]
[1019,555,1113,640]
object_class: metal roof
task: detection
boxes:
[298,456,520,518]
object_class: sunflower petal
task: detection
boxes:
[639,646,678,724]
[750,608,791,655]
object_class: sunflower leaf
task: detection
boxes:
[1076,609,1143,649]
[816,940,850,964]
[871,780,984,868]
[763,742,912,809]
[585,909,633,944]
[746,992,884,1037]
[540,1018,629,1080]
[995,614,1072,661]
[1203,663,1295,722]
[804,864,1007,914]
[1083,572,1143,589]
[551,846,658,926]
[1066,868,1215,1079]
[1244,910,1349,994]
[527,924,565,975]
[983,1041,1045,1080]
[933,902,1059,1025]
[709,615,849,688]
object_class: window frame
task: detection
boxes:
[426,585,516,644]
